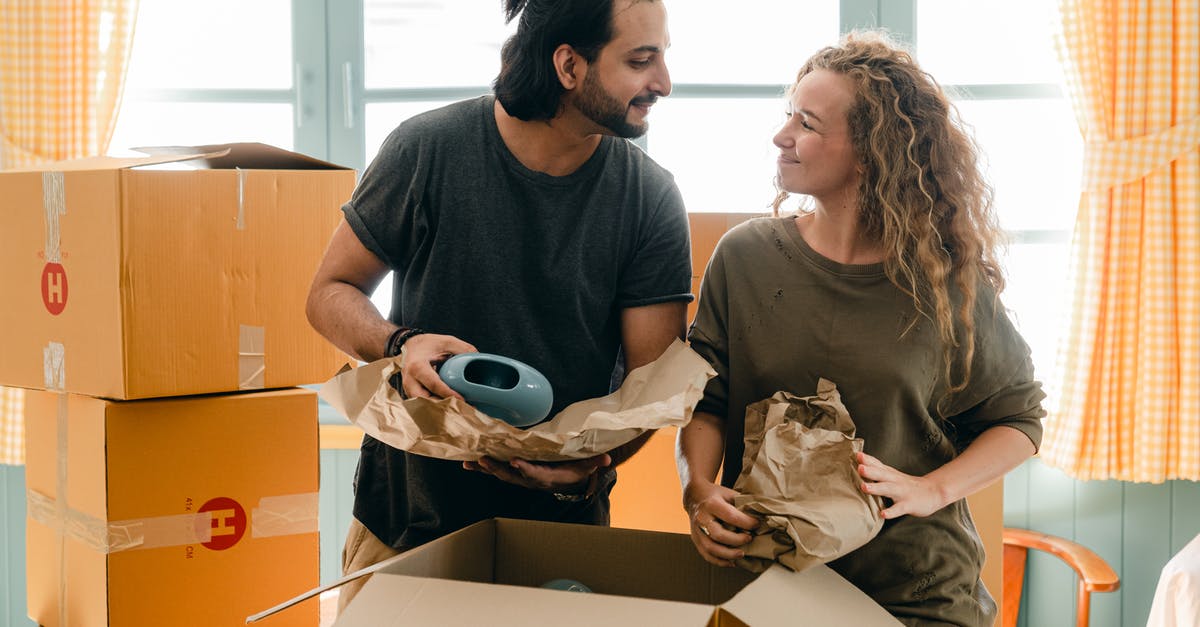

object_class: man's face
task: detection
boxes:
[573,0,672,138]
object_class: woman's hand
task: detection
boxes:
[683,480,760,567]
[857,452,949,519]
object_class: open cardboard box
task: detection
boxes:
[0,142,353,399]
[255,518,900,626]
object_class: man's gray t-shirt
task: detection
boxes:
[342,95,692,549]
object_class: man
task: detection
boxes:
[305,0,691,610]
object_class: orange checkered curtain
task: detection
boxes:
[0,387,23,465]
[0,0,138,168]
[1044,0,1200,481]
[0,1,136,464]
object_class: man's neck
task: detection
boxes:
[493,99,604,177]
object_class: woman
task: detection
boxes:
[677,31,1045,626]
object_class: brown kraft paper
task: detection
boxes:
[319,338,715,462]
[732,379,885,572]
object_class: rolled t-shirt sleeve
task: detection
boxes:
[946,301,1047,452]
[688,243,732,420]
[616,182,693,308]
[340,124,425,271]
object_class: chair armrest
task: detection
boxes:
[1003,527,1120,592]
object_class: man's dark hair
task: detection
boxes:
[493,0,617,121]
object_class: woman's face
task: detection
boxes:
[772,69,861,206]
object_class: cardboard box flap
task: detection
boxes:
[339,574,718,626]
[721,564,902,626]
[1,151,219,173]
[132,142,351,170]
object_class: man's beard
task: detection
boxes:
[575,70,653,139]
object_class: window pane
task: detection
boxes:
[648,98,784,213]
[668,1,839,84]
[1001,242,1072,383]
[124,1,292,90]
[108,103,294,154]
[955,99,1082,232]
[365,0,515,89]
[365,101,456,166]
[917,0,1062,85]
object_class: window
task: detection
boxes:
[113,0,1080,381]
[915,0,1081,381]
[108,0,297,153]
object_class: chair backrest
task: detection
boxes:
[1002,527,1120,627]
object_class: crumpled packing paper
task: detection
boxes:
[319,338,715,462]
[732,379,885,572]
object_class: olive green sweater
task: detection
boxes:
[689,216,1045,627]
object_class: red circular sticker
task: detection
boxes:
[198,497,247,551]
[41,263,68,315]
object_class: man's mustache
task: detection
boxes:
[631,95,659,107]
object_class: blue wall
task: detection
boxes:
[3,458,1198,626]
[1004,459,1200,627]
[1,465,31,627]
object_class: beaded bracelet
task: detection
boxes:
[385,327,427,357]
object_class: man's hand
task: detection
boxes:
[463,454,611,493]
[683,480,760,567]
[396,333,477,400]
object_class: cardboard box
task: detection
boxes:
[333,518,901,626]
[24,387,320,626]
[0,143,354,399]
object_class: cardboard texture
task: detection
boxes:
[23,387,320,627]
[320,338,715,461]
[0,143,354,399]
[732,380,885,572]
[325,519,901,626]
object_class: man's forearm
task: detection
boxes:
[306,280,396,362]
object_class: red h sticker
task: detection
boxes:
[199,497,247,551]
[41,263,68,315]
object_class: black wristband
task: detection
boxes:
[385,327,427,357]
[552,470,601,503]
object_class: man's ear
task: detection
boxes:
[553,44,583,90]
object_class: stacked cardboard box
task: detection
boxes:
[0,143,356,626]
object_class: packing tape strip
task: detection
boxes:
[43,342,65,391]
[28,490,319,553]
[252,492,320,538]
[43,171,66,263]
[238,325,266,389]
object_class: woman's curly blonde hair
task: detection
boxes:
[773,30,1006,399]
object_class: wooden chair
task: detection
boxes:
[1002,527,1121,627]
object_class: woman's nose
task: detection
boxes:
[773,128,792,149]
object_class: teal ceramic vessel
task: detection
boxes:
[438,353,554,427]
[540,578,592,593]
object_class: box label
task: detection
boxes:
[41,262,68,315]
[199,496,247,551]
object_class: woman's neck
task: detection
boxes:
[794,208,885,265]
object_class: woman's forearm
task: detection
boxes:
[676,410,727,508]
[925,425,1036,506]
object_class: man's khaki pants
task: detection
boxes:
[337,518,403,615]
